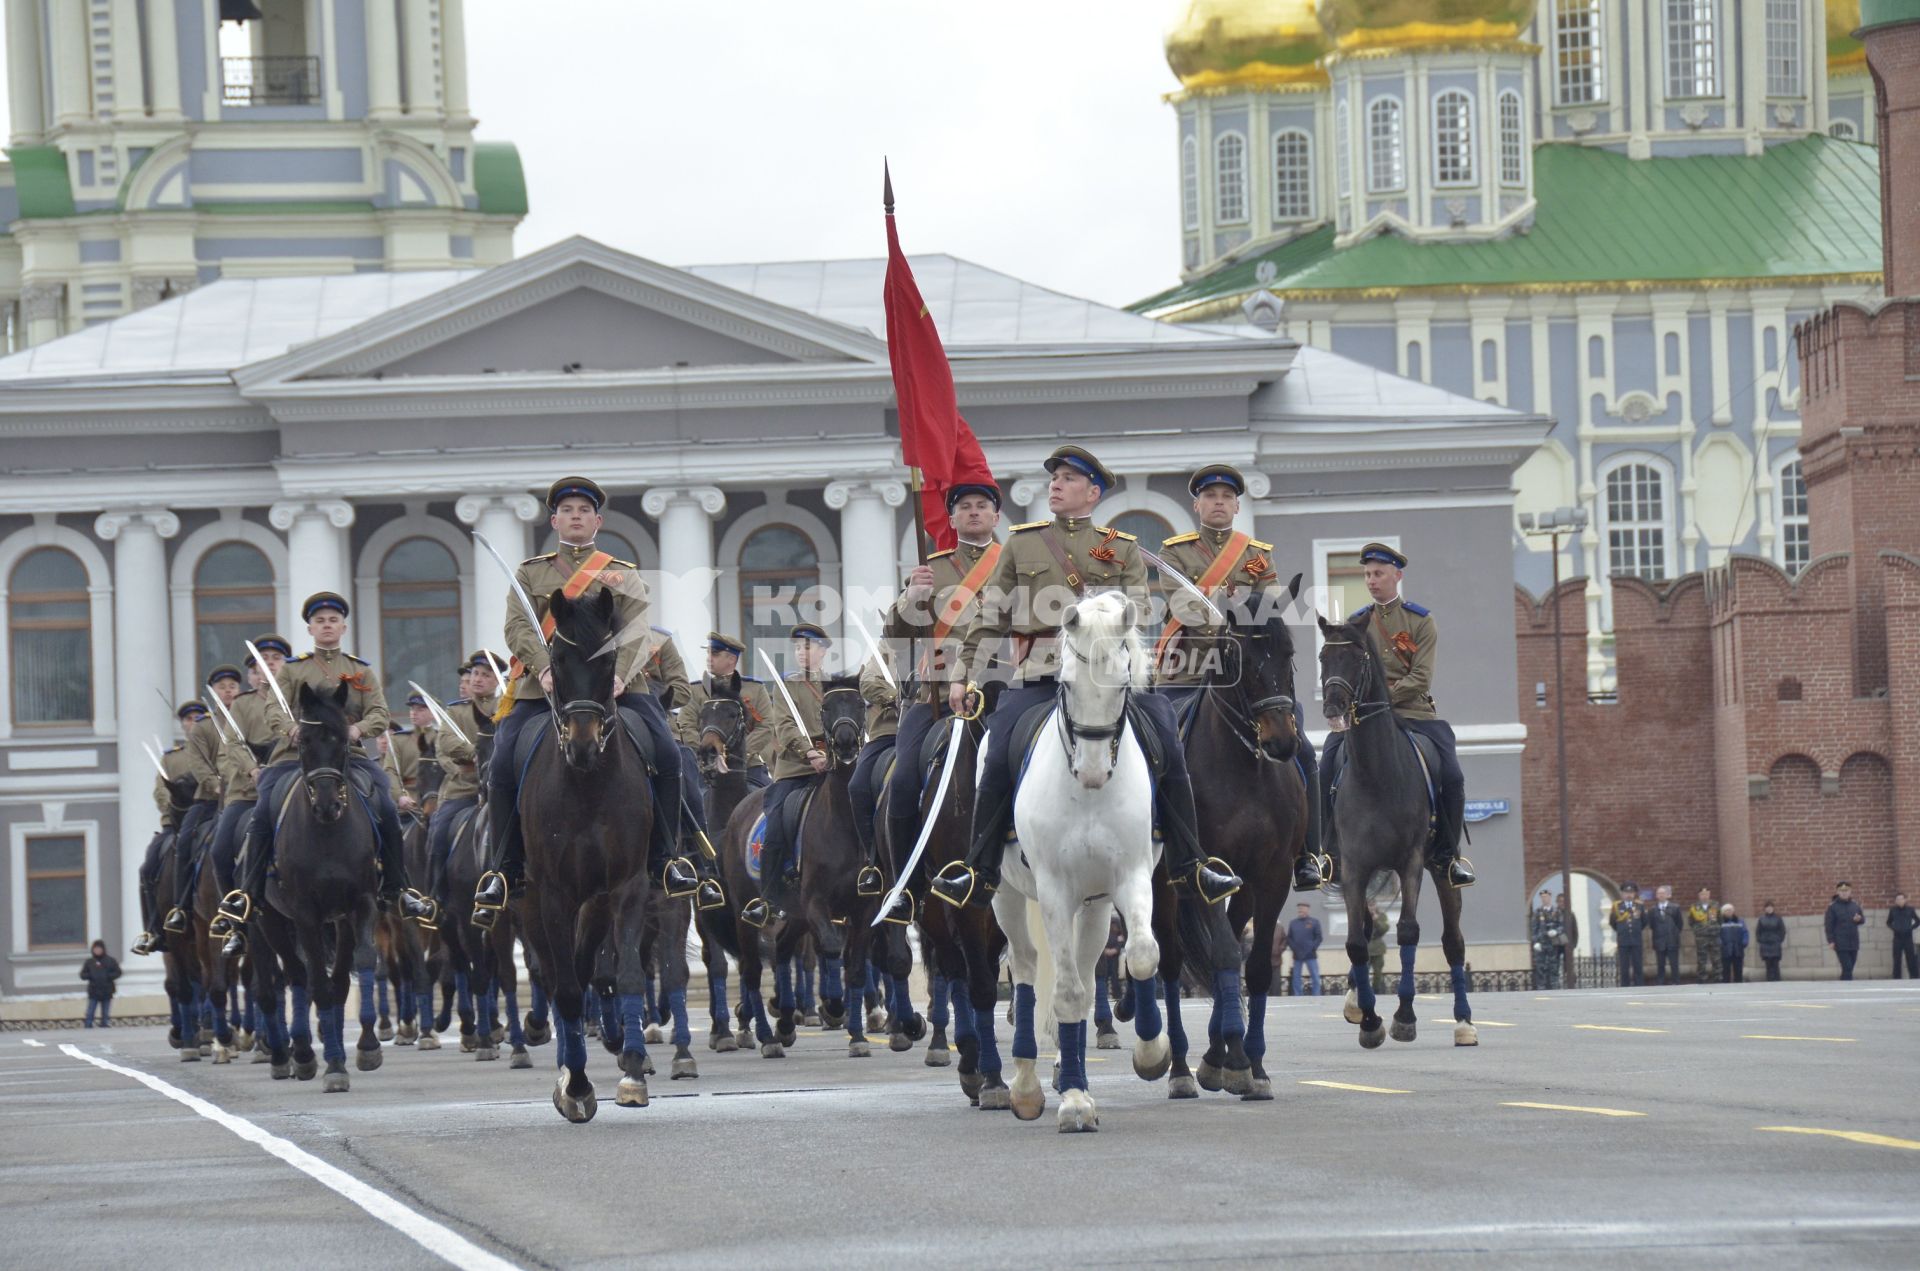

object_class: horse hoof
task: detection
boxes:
[510,1047,532,1069]
[1196,1059,1224,1093]
[294,1060,318,1081]
[178,1048,200,1063]
[1343,990,1363,1024]
[1056,1090,1099,1133]
[1242,1078,1274,1102]
[323,1072,350,1094]
[960,1070,987,1102]
[270,1062,291,1079]
[733,1028,753,1049]
[711,1033,738,1054]
[925,1044,951,1068]
[490,1026,505,1045]
[1390,1019,1417,1044]
[1455,1023,1479,1047]
[553,1075,597,1123]
[357,1048,383,1072]
[211,1045,232,1065]
[417,1033,441,1051]
[523,1017,551,1047]
[1168,1075,1200,1100]
[776,1026,798,1049]
[1009,1080,1045,1121]
[394,1034,415,1048]
[198,1043,212,1057]
[1359,1023,1386,1049]
[475,1045,498,1062]
[235,1030,255,1051]
[459,1034,478,1053]
[867,1009,888,1034]
[377,1024,394,1042]
[1223,1066,1253,1096]
[1096,1028,1121,1051]
[888,1032,913,1053]
[1113,997,1134,1025]
[848,1040,871,1058]
[1132,1034,1172,1083]
[643,1023,663,1045]
[252,1047,272,1065]
[803,1012,822,1028]
[616,1076,650,1107]
[760,1042,786,1059]
[671,1055,698,1079]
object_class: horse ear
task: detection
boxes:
[297,681,318,711]
[548,590,569,624]
[727,671,741,694]
[594,587,615,622]
[1315,613,1332,635]
[332,678,350,707]
[1122,595,1142,630]
[1288,572,1303,602]
[1064,603,1081,629]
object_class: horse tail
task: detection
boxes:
[703,911,743,963]
[1173,891,1240,982]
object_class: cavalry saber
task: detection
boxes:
[848,610,896,692]
[204,684,246,745]
[870,713,965,928]
[755,648,812,751]
[472,529,560,717]
[244,640,296,723]
[409,682,471,748]
[138,738,170,780]
[1137,545,1226,628]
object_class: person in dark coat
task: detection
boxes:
[1609,883,1646,987]
[79,941,120,1028]
[1647,885,1687,985]
[1887,893,1917,980]
[1755,902,1787,981]
[1286,903,1324,997]
[1824,882,1866,981]
[1717,904,1749,983]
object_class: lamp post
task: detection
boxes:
[1520,506,1589,989]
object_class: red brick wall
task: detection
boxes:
[1865,22,1920,296]
[1750,753,1898,914]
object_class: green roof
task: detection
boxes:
[1861,0,1920,32]
[473,141,528,216]
[1131,136,1882,318]
[5,145,76,219]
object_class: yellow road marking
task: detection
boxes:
[1503,1101,1645,1118]
[1474,1021,1516,1028]
[1742,1034,1855,1043]
[1758,1126,1920,1151]
[1777,1003,1832,1010]
[1573,1024,1667,1034]
[1300,1079,1409,1095]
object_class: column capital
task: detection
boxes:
[642,485,727,519]
[268,500,355,532]
[1009,478,1049,509]
[454,492,542,524]
[824,478,906,511]
[1241,469,1271,499]
[93,507,180,540]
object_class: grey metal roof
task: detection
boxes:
[1255,345,1529,418]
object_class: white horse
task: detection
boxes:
[989,590,1171,1133]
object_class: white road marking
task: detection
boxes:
[58,1044,521,1271]
[21,1039,45,1048]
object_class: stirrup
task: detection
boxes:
[658,856,698,899]
[474,870,508,910]
[930,861,993,909]
[470,902,499,933]
[132,932,158,957]
[216,889,252,924]
[208,914,234,939]
[407,890,440,931]
[740,898,770,929]
[221,929,247,958]
[162,907,189,934]
[856,864,884,897]
[695,878,727,912]
[881,891,915,926]
[1443,855,1476,889]
[1172,856,1241,905]
[1294,852,1332,891]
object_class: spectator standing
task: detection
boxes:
[1755,902,1787,981]
[1286,902,1323,997]
[1609,884,1646,987]
[1824,882,1866,981]
[1365,900,1388,993]
[1688,886,1724,983]
[1647,885,1687,986]
[1555,892,1579,961]
[79,941,119,1028]
[1532,898,1566,990]
[1530,890,1555,989]
[1888,893,1918,980]
[1718,904,1749,983]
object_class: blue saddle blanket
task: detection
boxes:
[1327,727,1439,829]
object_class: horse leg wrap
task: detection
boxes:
[774,959,795,1012]
[357,971,377,1029]
[974,993,1002,1073]
[1211,969,1245,1041]
[667,990,691,1048]
[929,975,951,1031]
[1398,944,1418,1005]
[1011,983,1038,1062]
[619,994,649,1059]
[1162,976,1188,1055]
[1350,962,1376,1014]
[1245,994,1268,1063]
[819,957,843,1008]
[1057,1021,1088,1092]
[1450,964,1471,1023]
[1094,970,1113,1028]
[707,971,729,1030]
[1130,975,1164,1042]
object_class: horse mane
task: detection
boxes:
[296,679,351,759]
[1062,590,1145,688]
[1323,617,1387,703]
[549,587,618,660]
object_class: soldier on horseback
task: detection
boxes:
[676,632,777,788]
[425,650,499,912]
[741,623,837,927]
[635,622,726,910]
[214,592,434,952]
[929,445,1241,910]
[204,636,286,946]
[847,644,898,903]
[161,663,245,935]
[1152,463,1331,893]
[473,476,699,910]
[1321,543,1474,889]
[131,702,208,956]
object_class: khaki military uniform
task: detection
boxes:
[263,647,393,763]
[152,745,196,828]
[1347,596,1438,721]
[218,690,276,808]
[959,516,1146,683]
[388,728,423,795]
[859,652,900,741]
[182,715,227,802]
[768,673,831,781]
[436,693,499,803]
[676,673,777,769]
[640,633,692,712]
[503,543,649,690]
[1154,526,1282,685]
[886,538,1001,697]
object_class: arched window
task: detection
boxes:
[1109,511,1177,587]
[1335,98,1352,199]
[1828,118,1858,141]
[192,542,274,681]
[1272,129,1313,221]
[1776,457,1810,575]
[1367,97,1405,193]
[1765,0,1802,97]
[1498,90,1526,185]
[1554,0,1605,106]
[1214,131,1247,224]
[1666,0,1719,99]
[9,548,92,725]
[1181,135,1199,231]
[379,538,462,704]
[1433,90,1476,186]
[1603,462,1669,581]
[738,525,820,654]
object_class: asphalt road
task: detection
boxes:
[4,978,1917,1269]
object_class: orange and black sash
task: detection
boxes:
[495,551,618,720]
[918,543,1003,678]
[1153,531,1251,670]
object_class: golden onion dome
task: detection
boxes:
[1315,0,1534,55]
[1164,0,1331,93]
[1827,0,1866,72]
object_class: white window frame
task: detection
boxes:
[1498,90,1526,186]
[0,522,116,741]
[1181,134,1199,231]
[1765,0,1802,98]
[1598,455,1674,584]
[1335,98,1352,199]
[1272,128,1313,221]
[1432,89,1477,187]
[1310,534,1404,697]
[1366,96,1405,194]
[166,512,290,703]
[1665,0,1720,100]
[351,513,476,673]
[1773,454,1810,575]
[1214,130,1249,225]
[1828,118,1858,140]
[1553,0,1606,106]
[9,814,102,961]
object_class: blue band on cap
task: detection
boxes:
[1359,550,1403,566]
[304,597,348,617]
[1058,455,1105,493]
[552,485,600,506]
[256,639,291,656]
[1193,473,1241,494]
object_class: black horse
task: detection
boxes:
[1317,616,1476,1050]
[248,680,384,1092]
[689,677,753,1055]
[517,588,657,1122]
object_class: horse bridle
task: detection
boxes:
[1321,636,1395,728]
[1204,634,1296,761]
[698,699,746,774]
[296,718,349,815]
[549,626,616,755]
[1055,637,1132,779]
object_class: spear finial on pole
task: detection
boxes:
[883,158,895,216]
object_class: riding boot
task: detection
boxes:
[853,809,884,898]
[1292,749,1332,892]
[691,847,726,912]
[930,769,1013,909]
[1426,784,1475,888]
[372,796,435,923]
[1157,777,1242,905]
[474,791,522,909]
[648,771,697,898]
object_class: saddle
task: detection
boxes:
[744,785,816,883]
[510,704,658,791]
[270,764,383,839]
[1327,726,1440,841]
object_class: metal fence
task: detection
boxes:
[222,56,321,106]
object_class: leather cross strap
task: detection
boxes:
[1038,528,1084,595]
[497,550,619,720]
[1154,530,1250,667]
[931,543,1002,643]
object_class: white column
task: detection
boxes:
[110,0,148,117]
[269,501,356,636]
[94,508,180,962]
[6,0,45,142]
[400,0,438,116]
[1234,470,1270,536]
[366,0,403,118]
[50,0,92,125]
[455,493,541,654]
[642,486,727,666]
[441,0,470,118]
[144,0,184,120]
[825,479,907,646]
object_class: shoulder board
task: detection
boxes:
[236,687,258,697]
[739,674,763,683]
[390,724,413,735]
[927,548,956,560]
[1345,605,1374,623]
[650,625,673,636]
[1249,538,1273,552]
[611,557,638,569]
[1097,526,1137,542]
[523,552,556,565]
[288,652,312,663]
[1010,520,1049,532]
[343,652,370,666]
[1161,532,1200,547]
[166,744,184,754]
[449,699,469,708]
[1402,601,1431,617]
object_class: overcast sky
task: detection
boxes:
[0,1,1189,309]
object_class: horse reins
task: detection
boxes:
[1055,635,1133,779]
[1202,636,1296,761]
[1321,636,1396,728]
